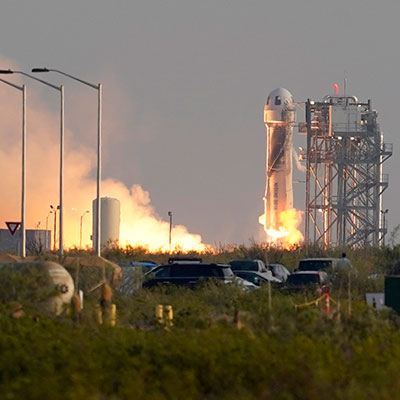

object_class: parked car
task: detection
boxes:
[267,263,291,282]
[282,270,329,295]
[168,257,202,264]
[297,258,339,273]
[233,270,280,287]
[118,261,159,295]
[143,262,256,289]
[117,260,158,274]
[229,259,284,283]
[229,259,269,273]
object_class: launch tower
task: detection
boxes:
[303,95,392,247]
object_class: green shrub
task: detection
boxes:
[1,244,400,398]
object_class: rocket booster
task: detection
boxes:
[263,88,295,233]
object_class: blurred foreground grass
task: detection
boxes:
[1,283,400,399]
[1,243,400,399]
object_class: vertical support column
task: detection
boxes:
[336,139,344,247]
[59,85,64,256]
[376,131,384,245]
[327,162,332,245]
[21,85,26,258]
[95,84,102,257]
[305,100,311,250]
[342,139,348,246]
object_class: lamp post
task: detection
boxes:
[0,76,26,258]
[0,69,65,256]
[45,211,52,231]
[381,209,389,246]
[80,210,90,249]
[46,210,52,250]
[50,205,60,251]
[168,211,172,253]
[32,67,102,257]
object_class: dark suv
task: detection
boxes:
[142,262,235,288]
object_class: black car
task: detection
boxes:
[142,262,235,288]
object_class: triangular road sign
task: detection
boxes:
[5,222,20,236]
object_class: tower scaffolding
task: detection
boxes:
[304,95,392,247]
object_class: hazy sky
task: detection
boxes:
[1,0,400,246]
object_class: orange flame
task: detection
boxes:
[0,58,208,253]
[259,208,303,249]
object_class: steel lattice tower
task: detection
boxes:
[304,95,392,247]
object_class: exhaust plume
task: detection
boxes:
[0,58,206,252]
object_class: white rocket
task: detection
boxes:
[262,88,296,234]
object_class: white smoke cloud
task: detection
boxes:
[0,57,206,252]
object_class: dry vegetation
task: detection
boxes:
[0,243,400,399]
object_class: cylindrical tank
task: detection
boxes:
[0,261,74,315]
[92,197,120,247]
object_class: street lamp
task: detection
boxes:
[32,67,102,257]
[46,210,52,250]
[45,211,52,231]
[0,69,65,256]
[168,211,172,253]
[80,210,90,249]
[381,209,389,246]
[50,205,60,251]
[0,77,26,258]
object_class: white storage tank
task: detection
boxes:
[0,261,74,315]
[92,197,120,248]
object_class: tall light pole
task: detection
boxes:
[168,211,172,253]
[80,210,90,249]
[0,76,26,258]
[46,210,52,250]
[0,69,65,256]
[32,67,102,257]
[50,205,60,251]
[381,209,389,246]
[45,211,52,231]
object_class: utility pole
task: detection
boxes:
[80,210,90,248]
[381,209,389,246]
[50,205,59,251]
[168,211,172,253]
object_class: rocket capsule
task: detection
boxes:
[264,88,295,125]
